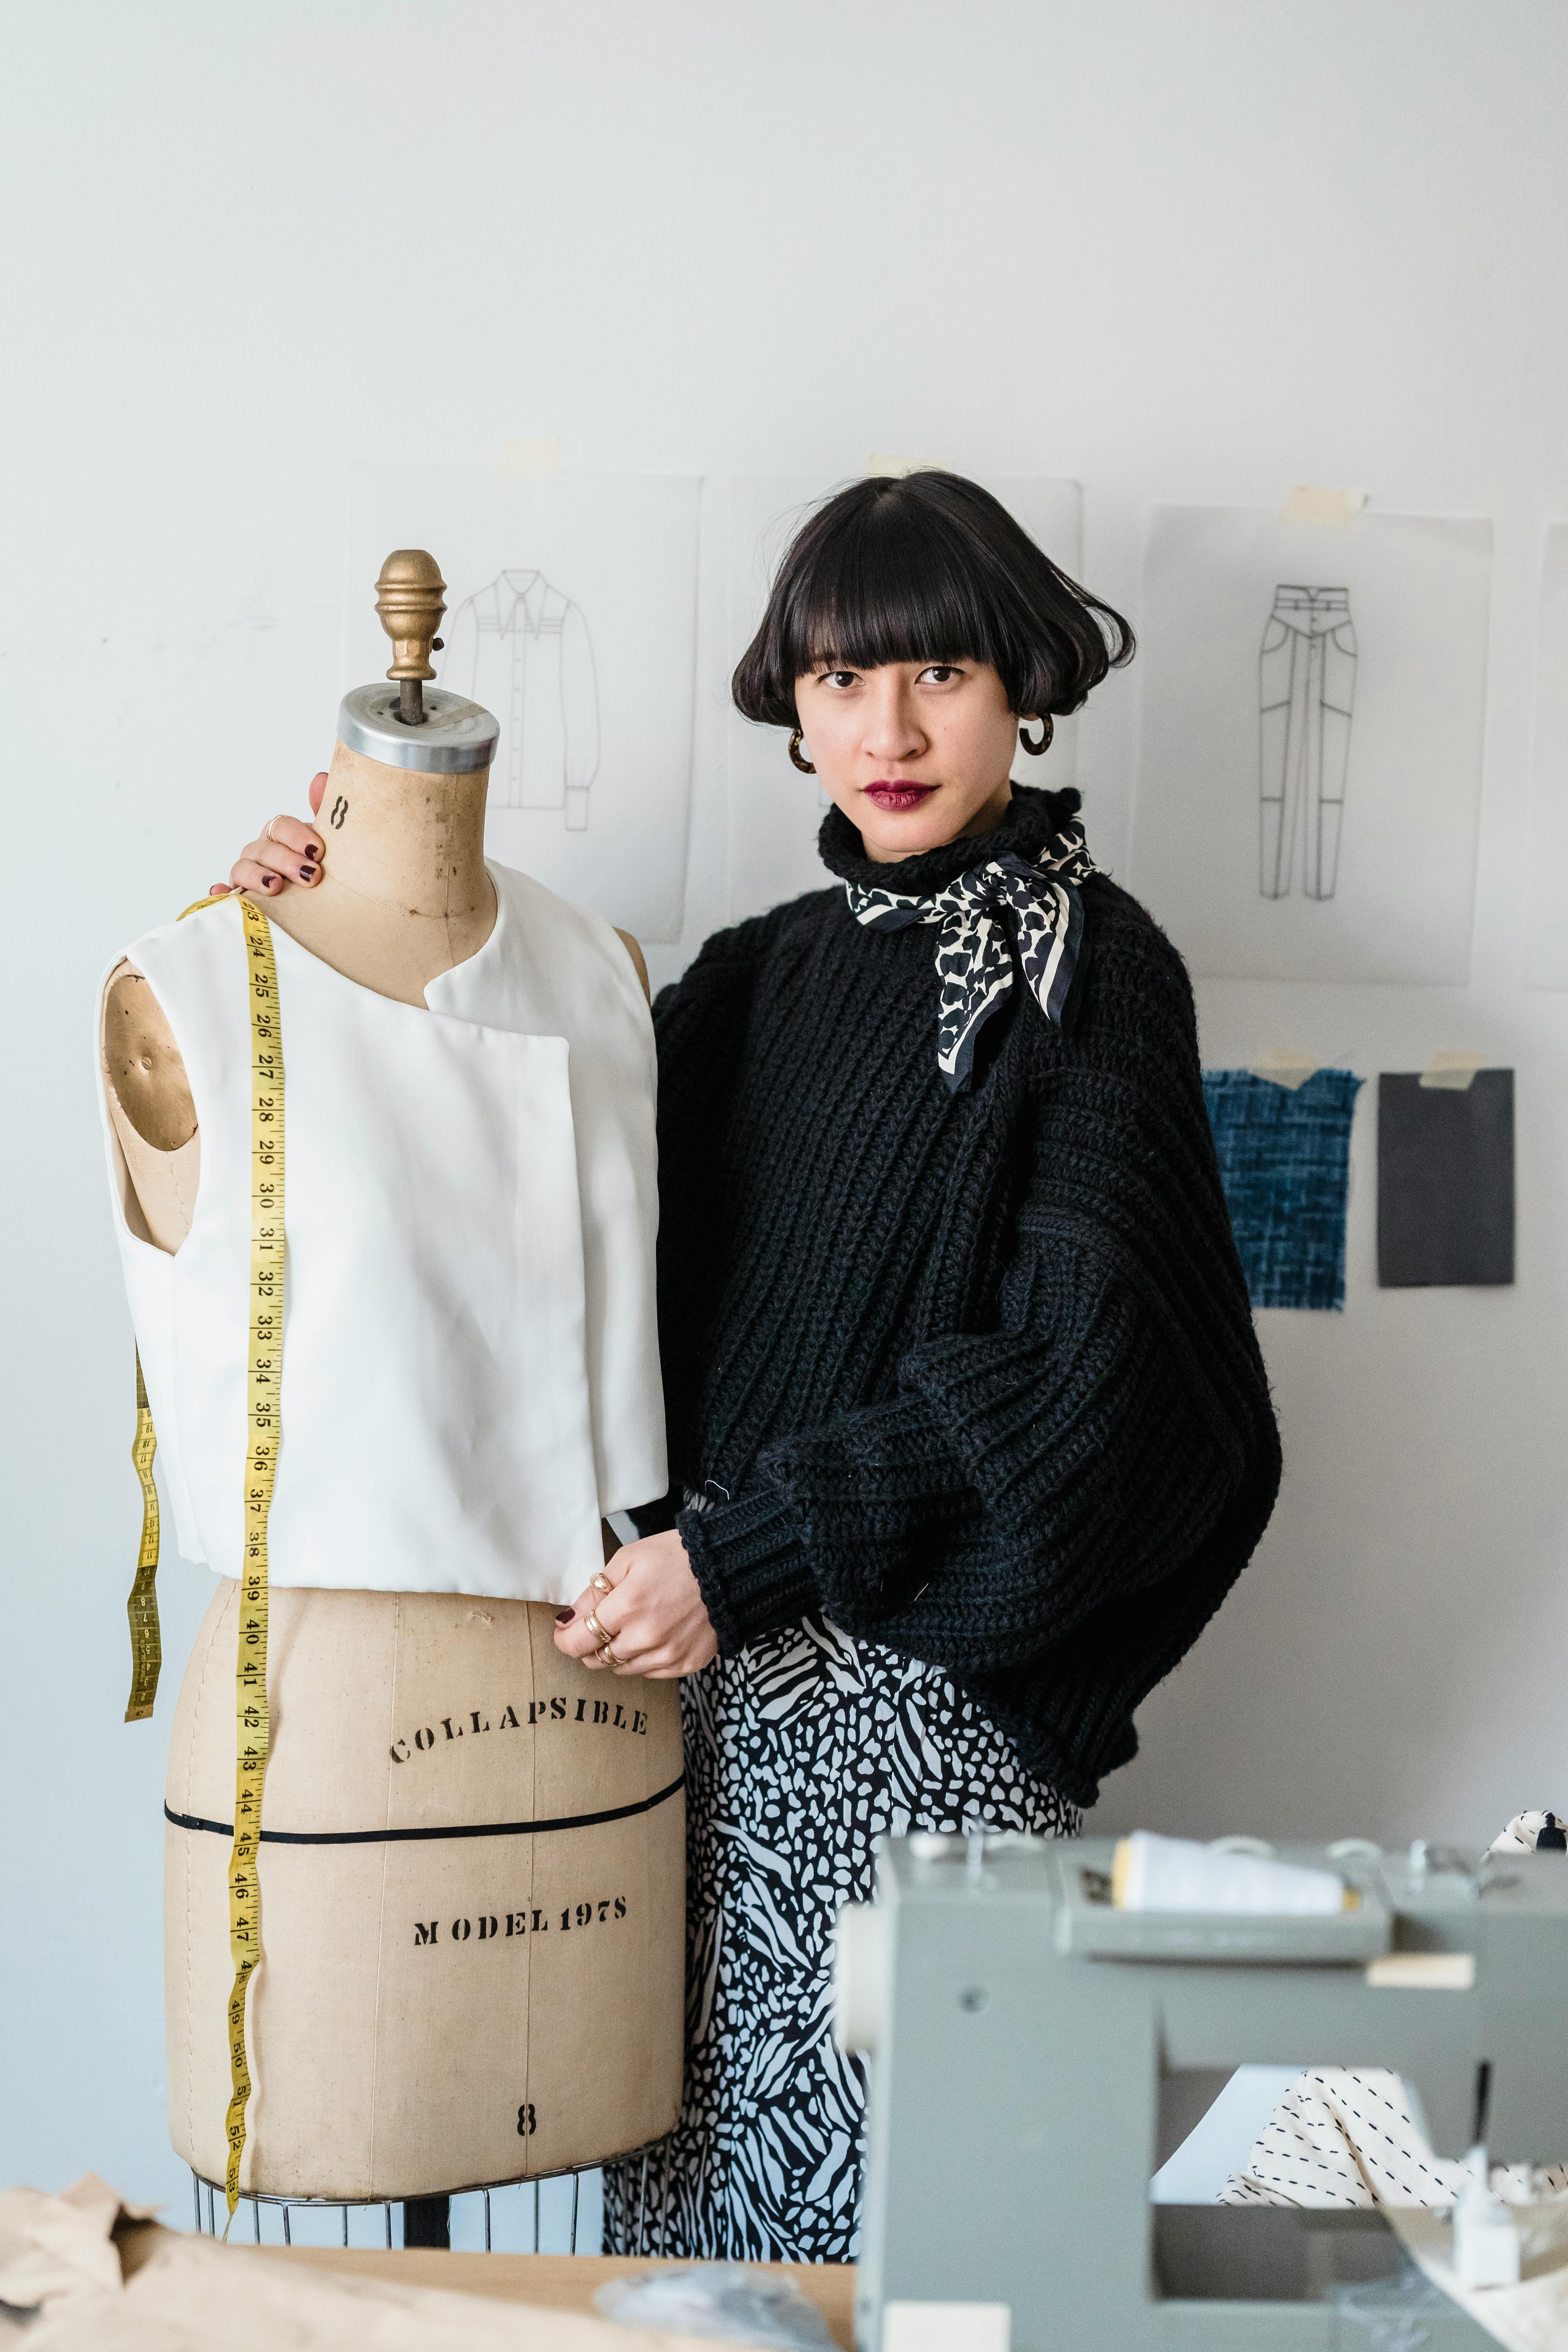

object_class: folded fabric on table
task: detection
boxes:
[1222,1805,1568,2221]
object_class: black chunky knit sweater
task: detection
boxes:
[644,785,1280,1806]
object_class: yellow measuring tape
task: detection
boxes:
[225,890,285,2224]
[123,1353,161,1721]
[117,888,233,1713]
[122,889,285,2229]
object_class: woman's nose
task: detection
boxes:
[862,687,924,759]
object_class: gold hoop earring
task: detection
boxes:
[788,728,816,775]
[1019,716,1053,756]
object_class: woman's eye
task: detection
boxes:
[919,665,962,684]
[819,670,858,690]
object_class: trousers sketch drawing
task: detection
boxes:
[441,570,601,827]
[1258,584,1357,900]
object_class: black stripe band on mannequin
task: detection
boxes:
[163,1770,686,1847]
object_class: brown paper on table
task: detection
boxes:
[0,2188,715,2352]
[165,1584,685,2200]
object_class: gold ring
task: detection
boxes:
[263,817,278,844]
[591,1571,614,1596]
[600,1645,624,1668]
[584,1612,609,1645]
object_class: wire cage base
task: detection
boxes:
[189,2133,675,2259]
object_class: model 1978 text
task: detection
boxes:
[414,1896,628,1947]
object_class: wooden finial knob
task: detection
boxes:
[374,550,446,683]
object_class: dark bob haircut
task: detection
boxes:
[732,470,1134,728]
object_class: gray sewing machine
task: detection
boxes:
[840,1833,1568,2349]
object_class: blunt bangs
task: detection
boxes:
[732,471,1134,731]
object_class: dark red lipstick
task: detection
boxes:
[863,780,938,813]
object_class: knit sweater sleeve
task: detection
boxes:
[679,907,1280,1671]
[628,902,807,1541]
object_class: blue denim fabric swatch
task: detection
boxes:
[1203,1069,1364,1312]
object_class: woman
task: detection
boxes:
[224,471,1280,2261]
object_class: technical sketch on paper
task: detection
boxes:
[1524,524,1568,993]
[440,571,601,829]
[345,467,700,941]
[1129,505,1490,986]
[1258,585,1357,901]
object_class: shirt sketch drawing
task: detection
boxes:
[441,569,600,828]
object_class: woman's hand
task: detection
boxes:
[554,1529,718,1680]
[208,774,329,900]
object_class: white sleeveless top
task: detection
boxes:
[98,864,666,1603]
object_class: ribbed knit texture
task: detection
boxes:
[644,784,1281,1806]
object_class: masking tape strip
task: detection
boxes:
[164,1771,687,1846]
[1248,1048,1322,1091]
[1280,485,1368,524]
[867,452,943,478]
[496,437,563,478]
[1419,1051,1488,1092]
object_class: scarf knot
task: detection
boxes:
[847,815,1098,1091]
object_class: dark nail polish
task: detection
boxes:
[299,866,317,881]
[555,1608,575,1626]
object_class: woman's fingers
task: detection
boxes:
[227,857,289,897]
[596,1612,713,1678]
[227,813,326,897]
[553,1588,624,1660]
[553,1588,664,1674]
[553,1607,709,1678]
[552,1529,717,1681]
[258,813,323,862]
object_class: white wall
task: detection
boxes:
[4,0,1566,2214]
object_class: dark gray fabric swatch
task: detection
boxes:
[1377,1070,1515,1288]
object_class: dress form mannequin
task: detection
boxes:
[97,553,682,2211]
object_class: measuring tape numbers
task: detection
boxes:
[120,890,285,2228]
[118,889,232,1714]
[224,890,286,2223]
[123,1353,162,1721]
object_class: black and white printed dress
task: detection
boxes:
[602,1617,1078,2260]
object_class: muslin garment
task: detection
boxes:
[98,863,665,1602]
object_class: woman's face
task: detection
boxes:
[793,659,1026,863]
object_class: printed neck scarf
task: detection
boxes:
[847,815,1098,1091]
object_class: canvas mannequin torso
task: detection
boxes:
[98,557,682,2205]
[101,739,649,1254]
